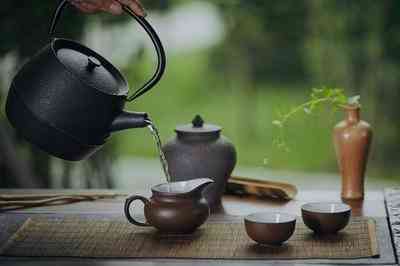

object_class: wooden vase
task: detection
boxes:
[333,105,372,200]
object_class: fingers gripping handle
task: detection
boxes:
[124,195,151,226]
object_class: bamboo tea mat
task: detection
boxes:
[0,216,379,259]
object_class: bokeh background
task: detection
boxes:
[0,0,399,190]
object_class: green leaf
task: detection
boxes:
[325,88,333,97]
[272,120,283,127]
[304,107,311,114]
[312,87,323,94]
[336,94,347,104]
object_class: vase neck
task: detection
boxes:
[345,107,360,124]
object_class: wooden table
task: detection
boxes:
[0,189,398,266]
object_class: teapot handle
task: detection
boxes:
[49,0,166,102]
[124,195,151,227]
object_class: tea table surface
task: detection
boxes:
[0,188,397,266]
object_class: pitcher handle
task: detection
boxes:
[49,0,166,102]
[124,195,151,226]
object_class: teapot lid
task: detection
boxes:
[53,39,128,96]
[175,115,221,137]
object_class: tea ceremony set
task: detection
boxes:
[0,1,399,266]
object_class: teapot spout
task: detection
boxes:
[110,111,150,132]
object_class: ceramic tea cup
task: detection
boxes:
[244,212,296,245]
[301,202,351,234]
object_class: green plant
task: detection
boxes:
[271,87,360,151]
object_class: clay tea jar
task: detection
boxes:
[162,115,237,209]
[124,178,214,233]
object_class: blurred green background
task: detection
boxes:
[0,0,399,189]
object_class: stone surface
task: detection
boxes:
[385,188,400,262]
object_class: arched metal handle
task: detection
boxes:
[124,195,151,226]
[49,0,166,102]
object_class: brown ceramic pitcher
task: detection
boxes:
[124,178,214,233]
[333,105,372,200]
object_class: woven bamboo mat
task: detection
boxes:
[0,216,378,259]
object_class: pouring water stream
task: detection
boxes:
[146,120,172,185]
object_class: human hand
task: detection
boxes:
[67,0,146,16]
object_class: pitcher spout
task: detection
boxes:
[110,111,150,132]
[151,178,214,196]
[187,178,214,195]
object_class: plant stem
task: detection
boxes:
[279,98,330,125]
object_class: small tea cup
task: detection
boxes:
[301,202,351,234]
[244,212,296,245]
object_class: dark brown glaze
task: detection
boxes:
[162,115,237,210]
[124,178,213,233]
[333,105,372,200]
[244,212,296,245]
[301,202,351,234]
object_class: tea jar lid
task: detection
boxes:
[175,115,221,137]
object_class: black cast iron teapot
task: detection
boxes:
[5,0,166,161]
